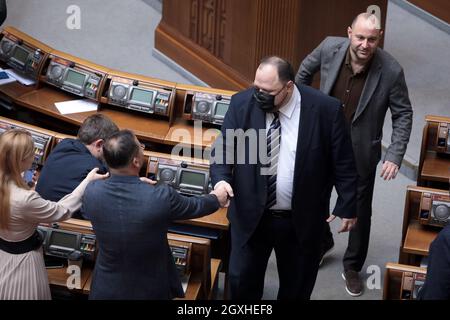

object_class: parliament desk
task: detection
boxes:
[398,186,448,266]
[44,219,221,300]
[417,115,450,190]
[383,263,427,300]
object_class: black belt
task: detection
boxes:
[265,209,292,218]
[0,230,43,254]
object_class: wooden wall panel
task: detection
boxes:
[408,0,450,25]
[156,0,387,91]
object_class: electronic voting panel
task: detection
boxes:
[107,74,175,117]
[0,119,53,167]
[436,122,450,155]
[45,53,107,100]
[38,225,96,262]
[419,192,450,227]
[147,153,211,196]
[0,27,50,80]
[182,86,234,126]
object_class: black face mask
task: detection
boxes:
[253,89,277,113]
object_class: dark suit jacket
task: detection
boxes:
[82,175,219,300]
[210,85,357,254]
[36,139,107,219]
[419,224,450,300]
[296,37,413,177]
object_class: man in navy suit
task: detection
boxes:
[82,130,228,299]
[419,224,450,300]
[210,56,358,299]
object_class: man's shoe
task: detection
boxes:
[342,270,363,297]
[319,239,334,266]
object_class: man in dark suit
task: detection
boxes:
[36,114,119,219]
[419,224,450,300]
[296,13,413,296]
[82,129,227,299]
[210,56,358,300]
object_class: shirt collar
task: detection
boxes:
[278,85,300,119]
[345,48,372,75]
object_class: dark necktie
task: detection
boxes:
[266,112,281,209]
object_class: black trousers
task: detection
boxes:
[324,169,376,272]
[228,213,321,300]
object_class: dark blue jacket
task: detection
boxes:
[36,139,107,219]
[420,224,450,300]
[210,84,357,254]
[82,175,220,300]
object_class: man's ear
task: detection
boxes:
[93,139,104,151]
[347,26,352,39]
[132,156,141,169]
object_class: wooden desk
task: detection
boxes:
[178,208,229,231]
[15,86,173,143]
[418,116,450,189]
[0,81,36,100]
[403,222,438,256]
[421,151,450,183]
[399,185,449,265]
[47,266,92,293]
[383,263,427,300]
[164,117,220,148]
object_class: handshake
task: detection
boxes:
[210,181,234,208]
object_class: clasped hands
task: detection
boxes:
[139,176,233,208]
[210,181,234,208]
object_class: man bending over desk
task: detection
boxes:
[36,114,119,219]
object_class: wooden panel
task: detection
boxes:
[408,0,450,24]
[383,263,427,300]
[421,151,450,183]
[47,267,92,292]
[178,208,229,230]
[156,0,387,90]
[403,222,438,255]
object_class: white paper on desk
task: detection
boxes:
[54,99,98,115]
[4,68,36,86]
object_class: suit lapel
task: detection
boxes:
[293,86,316,191]
[323,40,349,94]
[353,51,382,122]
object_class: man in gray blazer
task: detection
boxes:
[296,13,413,296]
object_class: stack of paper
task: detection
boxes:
[54,99,99,115]
[5,68,36,86]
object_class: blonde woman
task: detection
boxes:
[0,129,108,300]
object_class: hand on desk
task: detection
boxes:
[326,214,357,233]
[212,181,234,208]
[140,177,157,185]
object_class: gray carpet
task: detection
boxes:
[3,0,449,300]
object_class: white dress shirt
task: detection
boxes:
[266,86,301,210]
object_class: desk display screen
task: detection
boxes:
[180,170,206,188]
[131,88,153,105]
[49,231,78,249]
[12,46,29,64]
[214,102,229,117]
[65,69,87,88]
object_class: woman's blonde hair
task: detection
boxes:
[0,129,34,227]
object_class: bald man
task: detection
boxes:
[296,13,413,296]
